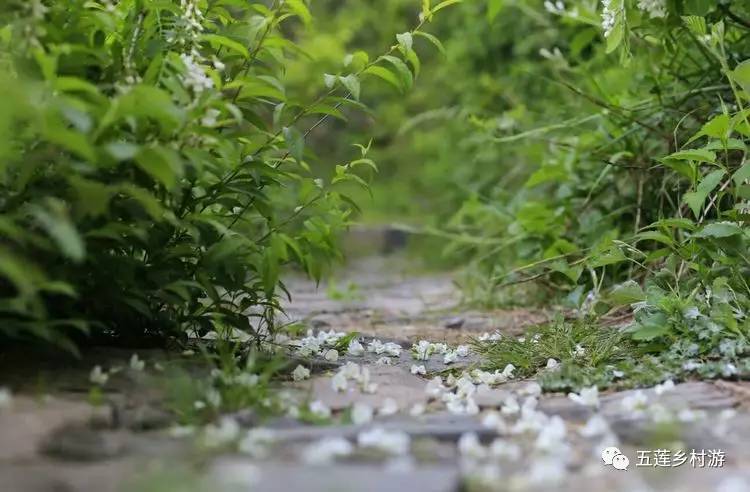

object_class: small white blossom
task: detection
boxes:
[568,386,599,408]
[203,417,240,447]
[301,437,353,465]
[409,403,426,416]
[410,364,426,375]
[379,398,399,416]
[292,365,310,381]
[129,353,145,371]
[546,358,560,370]
[653,379,675,395]
[347,339,365,356]
[358,427,410,455]
[324,349,339,362]
[309,400,331,419]
[637,0,667,18]
[351,403,374,425]
[89,365,108,385]
[620,390,649,416]
[238,428,276,457]
[331,371,348,392]
[579,414,610,437]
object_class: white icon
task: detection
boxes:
[612,454,629,470]
[601,446,629,471]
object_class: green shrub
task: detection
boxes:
[0,0,450,351]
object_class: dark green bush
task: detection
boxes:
[0,0,449,351]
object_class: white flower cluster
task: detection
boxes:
[411,340,469,364]
[637,0,667,19]
[367,339,402,357]
[331,362,378,394]
[478,331,502,342]
[600,0,621,38]
[180,53,213,94]
[300,427,411,465]
[167,0,205,46]
[293,329,346,357]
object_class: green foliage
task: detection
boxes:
[0,0,449,351]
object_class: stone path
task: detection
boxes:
[2,257,750,491]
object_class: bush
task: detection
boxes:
[0,0,448,351]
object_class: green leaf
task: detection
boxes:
[199,34,249,58]
[338,74,361,100]
[363,65,402,92]
[694,222,743,238]
[31,200,86,262]
[487,0,504,22]
[285,0,313,25]
[381,55,412,91]
[589,247,627,268]
[283,126,305,163]
[431,0,463,13]
[135,146,183,188]
[631,313,669,341]
[610,280,645,305]
[682,169,725,218]
[662,148,716,163]
[414,31,445,55]
[733,162,750,187]
[732,59,750,93]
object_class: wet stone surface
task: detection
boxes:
[1,257,749,491]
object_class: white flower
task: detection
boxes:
[309,400,331,419]
[410,364,426,375]
[89,365,108,385]
[180,53,213,93]
[637,0,666,18]
[572,344,586,358]
[238,428,276,457]
[458,433,487,459]
[411,340,432,360]
[443,350,458,365]
[379,398,399,416]
[481,411,507,433]
[129,353,145,371]
[579,414,610,437]
[478,331,502,341]
[501,396,520,415]
[347,339,364,356]
[653,379,674,395]
[600,0,618,38]
[519,382,542,397]
[546,358,560,370]
[201,108,220,127]
[456,345,470,357]
[324,349,339,362]
[501,364,515,379]
[292,365,310,381]
[234,373,259,387]
[351,403,373,425]
[203,417,240,447]
[568,386,599,408]
[723,363,738,377]
[0,387,12,410]
[620,390,648,416]
[357,427,410,455]
[425,376,445,398]
[331,371,348,392]
[301,437,353,464]
[409,403,425,416]
[528,456,567,485]
[489,439,521,461]
[534,415,567,452]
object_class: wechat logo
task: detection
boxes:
[602,446,630,471]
